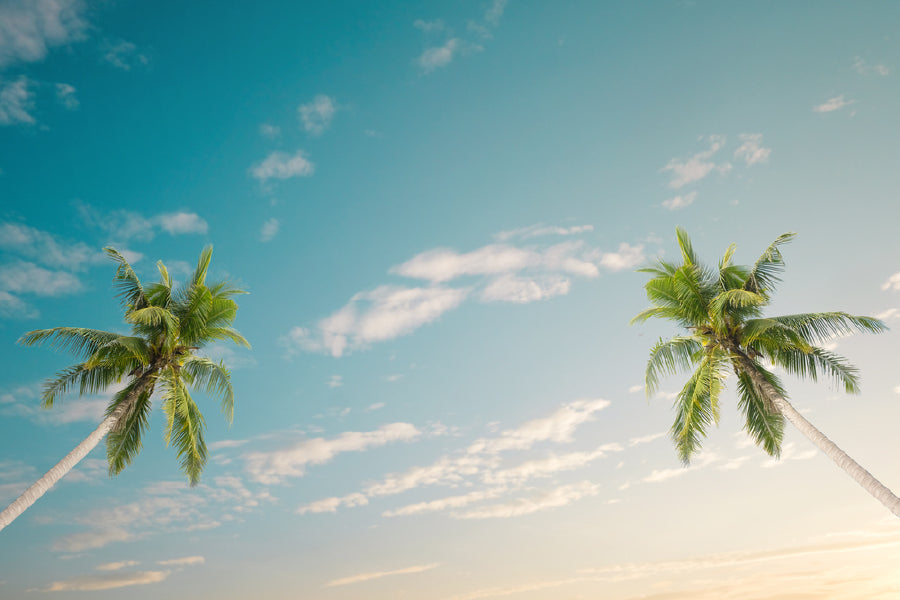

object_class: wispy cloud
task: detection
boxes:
[733,133,771,166]
[102,39,148,71]
[157,556,205,567]
[243,423,422,485]
[494,224,593,242]
[414,19,445,33]
[661,135,727,188]
[853,56,890,77]
[250,150,314,182]
[324,563,440,588]
[259,123,280,138]
[418,38,459,73]
[54,82,78,109]
[298,94,336,135]
[0,0,89,69]
[77,205,208,242]
[662,191,696,210]
[813,95,854,113]
[454,480,600,519]
[156,212,208,235]
[42,571,169,592]
[881,272,900,291]
[0,76,36,125]
[260,218,279,242]
[96,561,140,572]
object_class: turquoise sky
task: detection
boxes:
[2,1,900,597]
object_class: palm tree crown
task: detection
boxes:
[20,246,249,484]
[632,229,886,464]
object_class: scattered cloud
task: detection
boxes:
[733,133,771,166]
[383,489,504,517]
[326,375,343,388]
[284,285,469,357]
[297,492,369,515]
[0,76,36,125]
[0,221,103,270]
[96,561,140,572]
[243,423,422,485]
[259,123,280,138]
[480,274,569,303]
[103,39,148,71]
[661,135,726,188]
[413,19,445,33]
[853,57,890,77]
[260,218,279,242]
[597,243,645,271]
[250,150,314,182]
[157,556,205,567]
[760,442,817,468]
[484,445,621,485]
[662,192,696,210]
[156,212,208,235]
[42,571,169,592]
[418,38,459,73]
[628,384,644,394]
[483,0,508,26]
[324,563,440,588]
[494,224,593,242]
[875,308,900,321]
[642,451,719,483]
[0,261,82,296]
[881,272,900,291]
[454,480,600,519]
[54,82,78,109]
[628,432,666,447]
[813,95,854,113]
[0,0,89,69]
[298,94,336,135]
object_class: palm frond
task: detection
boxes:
[709,289,766,330]
[743,232,796,297]
[675,227,700,267]
[191,245,213,287]
[104,247,148,311]
[106,382,154,476]
[736,369,785,457]
[85,336,151,369]
[644,335,703,396]
[765,345,861,393]
[183,356,235,422]
[18,327,122,359]
[671,353,727,464]
[771,312,887,344]
[201,327,250,348]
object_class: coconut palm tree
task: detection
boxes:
[633,228,900,517]
[0,246,249,532]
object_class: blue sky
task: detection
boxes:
[2,0,900,597]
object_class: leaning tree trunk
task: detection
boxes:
[736,355,900,518]
[0,402,127,532]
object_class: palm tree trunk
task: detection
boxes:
[737,356,900,518]
[0,403,126,532]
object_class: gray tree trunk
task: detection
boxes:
[737,355,900,518]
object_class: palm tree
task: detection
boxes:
[0,246,249,532]
[633,228,900,517]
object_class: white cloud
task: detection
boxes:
[853,57,890,77]
[875,308,900,321]
[467,399,610,454]
[642,451,719,483]
[598,243,644,271]
[733,133,771,166]
[157,556,205,567]
[43,571,169,592]
[298,94,336,135]
[326,375,343,388]
[250,150,314,182]
[244,423,422,485]
[259,123,280,138]
[54,82,78,109]
[881,273,900,291]
[364,454,486,498]
[628,384,644,394]
[661,135,726,188]
[760,442,818,468]
[383,489,504,517]
[156,211,208,235]
[0,76,35,125]
[484,0,508,26]
[662,192,696,210]
[260,218,279,242]
[0,261,81,296]
[813,95,854,113]
[284,285,468,357]
[494,224,593,241]
[103,39,148,71]
[453,481,599,519]
[0,290,37,318]
[297,492,369,514]
[0,222,103,270]
[484,445,622,485]
[628,432,666,447]
[481,274,570,303]
[324,563,440,588]
[413,19,444,33]
[96,561,139,572]
[418,38,459,72]
[0,0,88,69]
